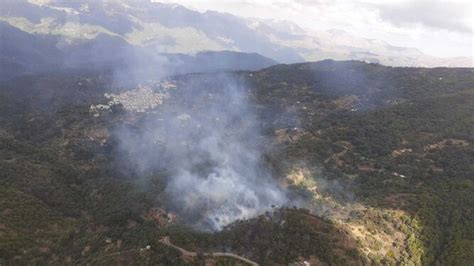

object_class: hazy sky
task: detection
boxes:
[158,0,473,58]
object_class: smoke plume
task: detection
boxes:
[114,73,287,230]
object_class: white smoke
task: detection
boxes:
[168,166,285,230]
[114,73,287,230]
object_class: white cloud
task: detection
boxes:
[156,0,473,57]
[370,1,472,33]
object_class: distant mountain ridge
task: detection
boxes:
[0,0,472,68]
[0,20,277,80]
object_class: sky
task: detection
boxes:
[157,0,473,58]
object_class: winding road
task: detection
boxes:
[159,236,259,265]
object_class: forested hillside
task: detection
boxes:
[0,60,473,265]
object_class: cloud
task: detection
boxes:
[370,1,473,33]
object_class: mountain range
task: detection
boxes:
[0,0,472,77]
[1,1,474,264]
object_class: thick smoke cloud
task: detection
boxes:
[114,74,287,230]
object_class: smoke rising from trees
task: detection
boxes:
[114,74,288,230]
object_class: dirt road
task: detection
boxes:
[159,236,259,265]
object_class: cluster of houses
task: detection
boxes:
[90,81,178,116]
[104,86,169,113]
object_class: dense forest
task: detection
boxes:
[0,60,473,265]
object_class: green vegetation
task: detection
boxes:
[0,60,473,264]
[250,61,474,265]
